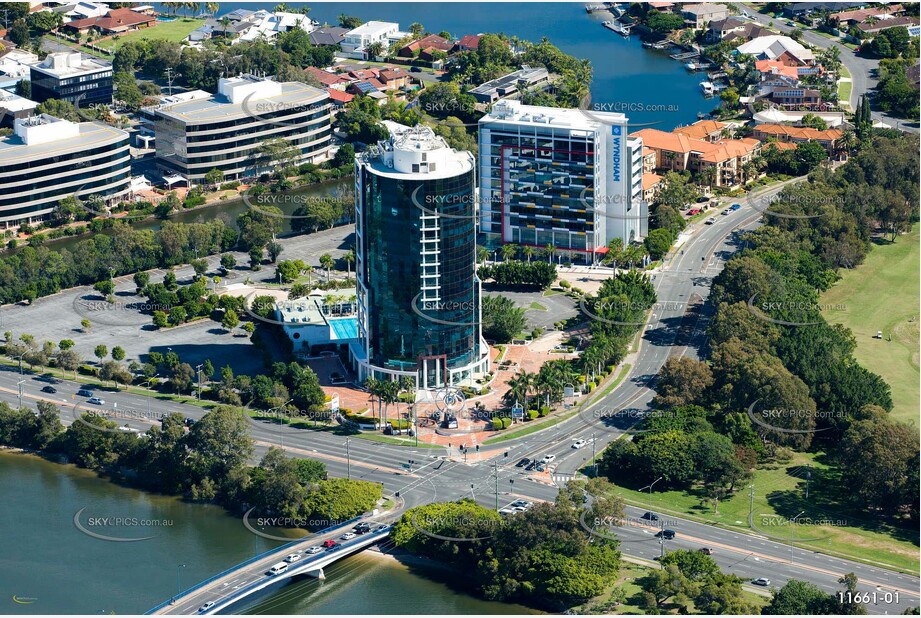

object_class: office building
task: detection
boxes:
[0,114,130,227]
[30,52,113,106]
[478,100,646,262]
[151,75,331,182]
[353,124,489,389]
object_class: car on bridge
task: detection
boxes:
[323,539,337,548]
[374,524,389,533]
[305,546,323,554]
[353,522,371,534]
[340,532,356,540]
[267,562,288,576]
[284,553,302,563]
[197,601,215,613]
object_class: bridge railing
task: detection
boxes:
[144,516,361,614]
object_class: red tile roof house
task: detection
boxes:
[397,34,454,59]
[752,123,843,154]
[62,7,156,35]
[454,34,482,52]
[305,66,352,90]
[326,88,354,108]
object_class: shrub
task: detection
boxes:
[559,280,571,289]
[491,418,504,431]
[539,406,550,417]
[527,409,539,420]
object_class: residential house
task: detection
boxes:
[642,172,663,202]
[782,3,859,18]
[398,34,454,60]
[681,4,730,29]
[769,86,823,109]
[468,65,549,104]
[830,4,903,27]
[62,7,156,35]
[50,1,108,22]
[326,88,354,108]
[755,59,822,79]
[454,34,482,52]
[308,26,348,46]
[340,21,401,59]
[646,2,676,12]
[752,123,843,153]
[305,66,352,90]
[706,16,748,42]
[736,35,815,65]
[856,16,920,36]
[631,127,761,187]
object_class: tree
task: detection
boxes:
[657,172,698,209]
[647,11,685,32]
[659,549,719,581]
[221,309,240,332]
[319,254,334,281]
[169,362,196,394]
[338,14,363,29]
[204,168,224,190]
[94,345,108,362]
[185,406,254,483]
[765,579,839,615]
[638,563,694,609]
[653,357,714,409]
[220,254,236,270]
[332,143,355,168]
[111,346,126,361]
[644,228,673,260]
[9,19,30,48]
[482,295,526,343]
[99,360,132,388]
[266,240,283,263]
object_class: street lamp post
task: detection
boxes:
[643,476,664,514]
[195,364,203,400]
[789,511,804,564]
[172,564,186,604]
[17,379,24,409]
[12,354,24,375]
[141,374,159,421]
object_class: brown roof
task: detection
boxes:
[632,128,759,164]
[457,34,482,49]
[66,7,155,32]
[764,141,798,151]
[673,119,727,140]
[830,4,903,23]
[400,34,453,54]
[379,68,407,81]
[857,16,919,33]
[305,66,351,87]
[327,89,354,104]
[754,123,843,141]
[643,172,663,190]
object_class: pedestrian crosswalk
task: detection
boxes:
[552,473,575,485]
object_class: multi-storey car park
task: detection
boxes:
[150,75,332,183]
[0,114,130,228]
[478,100,647,263]
[353,123,489,390]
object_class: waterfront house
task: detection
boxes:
[398,34,454,60]
[308,26,349,47]
[62,7,156,35]
[681,4,730,29]
[737,35,815,65]
[341,21,401,59]
[673,119,728,143]
[468,66,550,104]
[454,34,483,52]
[306,66,353,90]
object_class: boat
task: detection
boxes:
[642,40,654,48]
[602,20,631,37]
[686,61,713,71]
[700,81,717,96]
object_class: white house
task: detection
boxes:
[341,21,401,59]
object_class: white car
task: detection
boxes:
[572,439,587,449]
[87,396,105,405]
[305,546,323,555]
[541,454,556,464]
[284,553,301,563]
[705,217,717,225]
[198,601,215,613]
[752,577,771,587]
[340,532,356,540]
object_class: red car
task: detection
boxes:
[323,539,337,548]
[687,208,701,216]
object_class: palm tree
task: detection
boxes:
[205,2,219,18]
[500,243,517,261]
[476,246,489,264]
[319,254,334,282]
[367,41,385,60]
[522,245,535,264]
[343,248,356,279]
[544,244,557,264]
[504,370,533,412]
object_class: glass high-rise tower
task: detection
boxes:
[352,124,489,390]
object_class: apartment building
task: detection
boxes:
[151,75,331,182]
[0,114,130,227]
[479,100,647,261]
[752,123,843,154]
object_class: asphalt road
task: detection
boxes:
[1,185,918,613]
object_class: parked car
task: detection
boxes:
[284,553,302,563]
[329,372,346,385]
[641,512,659,521]
[687,208,701,216]
[705,217,717,225]
[87,396,104,405]
[572,439,587,449]
[655,529,676,539]
[410,66,422,72]
[515,458,531,468]
[752,577,771,586]
[41,385,57,394]
[198,601,215,613]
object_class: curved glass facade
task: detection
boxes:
[358,166,480,386]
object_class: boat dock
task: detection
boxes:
[670,51,699,61]
[603,20,631,36]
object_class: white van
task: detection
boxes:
[267,562,288,576]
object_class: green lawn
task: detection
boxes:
[838,65,853,107]
[94,18,205,50]
[597,448,919,574]
[821,225,920,429]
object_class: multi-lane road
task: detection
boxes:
[1,181,918,613]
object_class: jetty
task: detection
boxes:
[603,20,631,36]
[670,51,699,61]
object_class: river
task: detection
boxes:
[0,451,535,615]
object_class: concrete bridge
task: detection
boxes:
[146,517,392,615]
